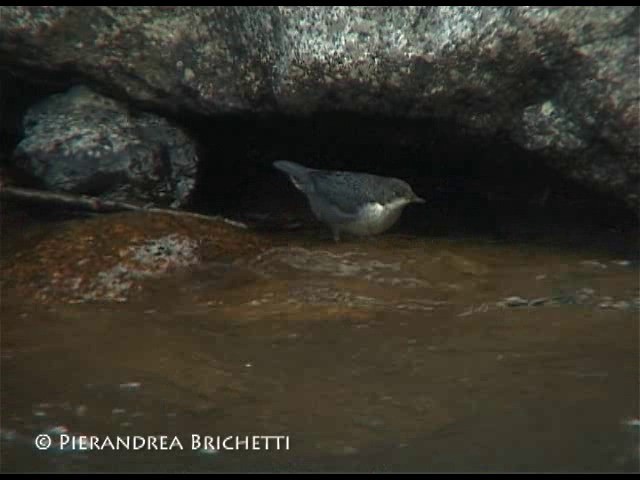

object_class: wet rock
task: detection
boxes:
[13,85,198,207]
[499,289,638,311]
[497,295,572,308]
[598,300,631,310]
[0,212,268,304]
[503,296,529,307]
[575,289,593,304]
[580,260,608,269]
[1,7,637,207]
[528,297,549,307]
[612,260,632,267]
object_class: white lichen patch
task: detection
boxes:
[40,234,200,303]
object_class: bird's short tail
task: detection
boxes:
[273,161,312,192]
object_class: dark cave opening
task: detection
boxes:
[187,112,638,253]
[1,72,637,254]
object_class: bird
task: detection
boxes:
[273,160,425,241]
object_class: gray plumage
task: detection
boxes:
[274,160,425,241]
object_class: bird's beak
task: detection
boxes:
[412,196,426,204]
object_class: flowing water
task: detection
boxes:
[1,211,638,472]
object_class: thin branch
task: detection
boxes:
[0,185,247,229]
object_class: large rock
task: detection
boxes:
[1,7,638,207]
[13,85,198,207]
[0,211,267,303]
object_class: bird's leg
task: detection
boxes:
[332,228,341,243]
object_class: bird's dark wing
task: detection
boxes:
[309,171,384,215]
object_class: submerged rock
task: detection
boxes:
[1,6,638,207]
[0,212,268,303]
[13,85,198,207]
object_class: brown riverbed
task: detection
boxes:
[1,209,638,472]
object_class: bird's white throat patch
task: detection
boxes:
[361,202,385,217]
[385,197,412,210]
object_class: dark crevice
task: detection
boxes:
[183,112,637,251]
[1,75,638,255]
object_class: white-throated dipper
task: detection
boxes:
[274,160,425,241]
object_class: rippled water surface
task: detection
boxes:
[1,216,638,472]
